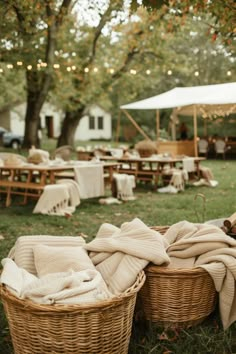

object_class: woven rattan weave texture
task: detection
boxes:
[138,226,217,328]
[0,271,145,354]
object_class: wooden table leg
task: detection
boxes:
[6,186,12,207]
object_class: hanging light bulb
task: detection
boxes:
[84,67,89,73]
[27,65,32,70]
[167,70,172,75]
[227,70,231,76]
[146,69,151,75]
[194,71,199,76]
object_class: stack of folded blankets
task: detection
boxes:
[1,217,236,330]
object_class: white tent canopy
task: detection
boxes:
[120,82,236,110]
[119,82,236,156]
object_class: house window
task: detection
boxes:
[89,116,95,130]
[98,116,104,130]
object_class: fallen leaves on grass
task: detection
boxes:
[158,328,180,342]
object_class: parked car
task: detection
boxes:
[0,127,24,149]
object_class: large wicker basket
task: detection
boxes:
[138,226,217,329]
[0,271,145,354]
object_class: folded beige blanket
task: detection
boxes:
[1,258,112,304]
[84,218,170,294]
[164,220,236,330]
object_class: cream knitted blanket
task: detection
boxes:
[74,163,104,199]
[1,258,112,304]
[84,218,170,294]
[56,179,81,207]
[164,221,236,330]
[113,173,136,201]
[33,184,74,216]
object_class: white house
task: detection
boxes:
[0,102,112,142]
[74,104,112,141]
[0,102,63,138]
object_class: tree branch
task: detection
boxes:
[56,0,73,28]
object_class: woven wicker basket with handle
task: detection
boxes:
[138,226,217,329]
[0,271,145,354]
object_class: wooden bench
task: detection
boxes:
[0,180,44,207]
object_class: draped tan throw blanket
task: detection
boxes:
[164,221,236,330]
[84,218,170,294]
[0,258,111,304]
[113,173,136,201]
[33,180,80,216]
[56,179,81,207]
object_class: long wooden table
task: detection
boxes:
[0,161,120,207]
[100,155,206,188]
[0,164,78,207]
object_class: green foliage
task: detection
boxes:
[0,66,25,107]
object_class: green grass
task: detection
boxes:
[0,159,236,353]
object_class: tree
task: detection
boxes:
[54,3,169,146]
[0,0,74,148]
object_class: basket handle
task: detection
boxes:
[194,193,206,223]
[7,245,16,259]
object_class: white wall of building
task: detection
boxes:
[9,102,63,137]
[10,103,25,134]
[75,105,112,141]
[6,102,111,141]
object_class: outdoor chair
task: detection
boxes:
[198,139,209,157]
[52,145,74,161]
[214,139,231,159]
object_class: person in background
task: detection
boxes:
[179,122,188,140]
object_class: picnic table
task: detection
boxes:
[99,155,205,188]
[0,161,120,207]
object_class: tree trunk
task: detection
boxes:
[57,107,85,147]
[19,1,73,148]
[23,70,52,148]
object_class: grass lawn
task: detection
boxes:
[0,158,236,353]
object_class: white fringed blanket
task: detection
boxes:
[113,173,136,201]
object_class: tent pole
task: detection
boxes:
[172,108,177,140]
[204,118,207,137]
[121,109,152,141]
[156,110,160,142]
[115,110,121,145]
[193,105,198,157]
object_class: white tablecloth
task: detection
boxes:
[74,163,104,199]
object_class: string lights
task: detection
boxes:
[199,104,236,119]
[0,61,234,79]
